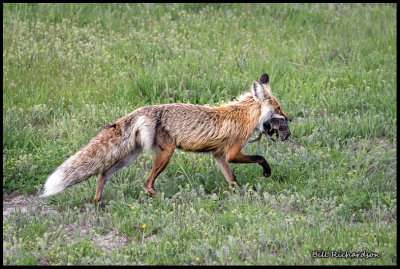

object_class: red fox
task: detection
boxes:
[40,73,291,206]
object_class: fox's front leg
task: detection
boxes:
[226,145,271,177]
[213,153,240,188]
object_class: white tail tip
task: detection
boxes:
[40,169,66,198]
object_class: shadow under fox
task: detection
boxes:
[40,73,291,205]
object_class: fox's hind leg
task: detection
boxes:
[94,147,142,206]
[143,128,175,198]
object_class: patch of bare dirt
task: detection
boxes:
[3,191,131,254]
[3,190,38,220]
[94,230,128,249]
[3,190,57,221]
[271,202,307,217]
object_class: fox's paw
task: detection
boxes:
[261,162,271,178]
[228,181,241,189]
[263,171,271,178]
[145,188,157,198]
[93,197,100,207]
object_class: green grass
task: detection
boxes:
[3,3,396,265]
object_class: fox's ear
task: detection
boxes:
[259,73,273,97]
[251,80,267,102]
[259,73,269,84]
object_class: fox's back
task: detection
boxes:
[129,102,256,153]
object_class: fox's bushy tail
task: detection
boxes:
[40,143,109,198]
[40,115,154,198]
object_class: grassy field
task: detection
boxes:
[2,3,396,265]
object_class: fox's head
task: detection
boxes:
[251,73,291,141]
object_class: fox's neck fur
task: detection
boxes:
[213,92,261,134]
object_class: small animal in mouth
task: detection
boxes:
[249,117,291,143]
